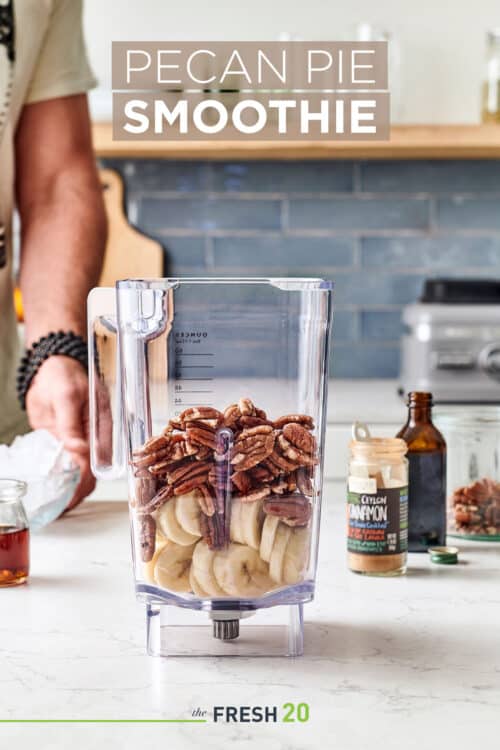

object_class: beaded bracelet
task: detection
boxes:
[16,331,88,410]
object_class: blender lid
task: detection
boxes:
[420,278,500,304]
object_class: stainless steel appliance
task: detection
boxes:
[400,279,500,404]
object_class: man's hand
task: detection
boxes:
[26,356,95,510]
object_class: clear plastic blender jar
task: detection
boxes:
[88,278,333,656]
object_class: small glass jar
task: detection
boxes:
[482,29,500,123]
[347,437,408,576]
[0,479,30,587]
[435,407,500,541]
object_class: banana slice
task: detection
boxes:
[213,543,272,598]
[192,540,226,597]
[260,515,280,562]
[143,539,168,583]
[269,524,292,584]
[153,541,196,592]
[175,490,202,536]
[157,499,200,546]
[229,499,244,544]
[189,565,210,597]
[240,499,264,549]
[282,527,311,585]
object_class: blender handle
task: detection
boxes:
[87,287,126,480]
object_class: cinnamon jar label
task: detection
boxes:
[347,487,408,555]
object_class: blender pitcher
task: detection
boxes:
[88,278,333,656]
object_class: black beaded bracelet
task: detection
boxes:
[16,331,88,410]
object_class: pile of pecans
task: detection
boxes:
[451,477,500,536]
[131,398,319,561]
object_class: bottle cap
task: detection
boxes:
[428,546,459,565]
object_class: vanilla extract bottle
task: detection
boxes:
[397,392,447,552]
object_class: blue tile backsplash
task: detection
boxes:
[101,158,500,378]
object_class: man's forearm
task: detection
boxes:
[19,158,106,346]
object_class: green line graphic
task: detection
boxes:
[0,720,207,724]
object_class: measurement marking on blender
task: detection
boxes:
[175,377,214,381]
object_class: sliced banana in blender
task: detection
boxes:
[175,490,203,536]
[213,543,273,597]
[260,515,280,563]
[153,541,196,592]
[282,526,310,585]
[157,498,201,545]
[229,498,244,544]
[269,524,292,584]
[239,499,264,549]
[189,565,211,597]
[192,540,227,597]
[143,539,168,584]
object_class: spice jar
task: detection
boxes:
[0,479,30,587]
[435,407,500,541]
[347,428,408,576]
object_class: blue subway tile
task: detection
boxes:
[213,236,354,271]
[436,197,500,230]
[331,344,400,378]
[104,160,211,192]
[361,310,403,340]
[333,310,358,341]
[159,237,207,273]
[360,160,500,193]
[210,161,353,193]
[139,197,282,232]
[361,236,500,268]
[289,198,430,231]
[333,272,425,306]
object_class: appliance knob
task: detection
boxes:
[479,343,500,380]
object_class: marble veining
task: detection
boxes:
[0,485,499,750]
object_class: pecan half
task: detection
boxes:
[239,486,272,503]
[186,424,216,450]
[273,414,315,430]
[231,425,276,470]
[133,434,170,456]
[134,476,158,508]
[238,415,273,428]
[179,406,223,424]
[277,434,318,467]
[197,484,216,516]
[283,423,316,455]
[268,449,298,473]
[141,483,174,513]
[139,514,156,562]
[239,397,256,416]
[223,403,241,429]
[297,467,314,497]
[264,494,311,527]
[231,470,253,494]
[200,511,226,550]
[132,446,171,470]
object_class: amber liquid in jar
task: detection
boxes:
[0,526,30,586]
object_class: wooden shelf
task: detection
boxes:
[92,123,500,160]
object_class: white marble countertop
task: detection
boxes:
[2,485,499,750]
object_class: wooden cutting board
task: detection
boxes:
[98,168,164,286]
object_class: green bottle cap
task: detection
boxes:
[428,546,459,565]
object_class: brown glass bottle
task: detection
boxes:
[397,392,447,552]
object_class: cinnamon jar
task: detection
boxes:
[347,431,408,576]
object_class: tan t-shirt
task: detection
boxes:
[0,0,96,443]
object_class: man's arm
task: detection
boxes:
[15,94,107,507]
